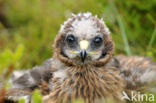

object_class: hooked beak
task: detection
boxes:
[80,40,89,62]
[80,49,87,62]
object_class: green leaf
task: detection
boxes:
[18,99,25,103]
[32,90,42,103]
[13,44,24,62]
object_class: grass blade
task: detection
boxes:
[148,27,156,50]
[109,0,132,56]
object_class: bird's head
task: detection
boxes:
[54,13,114,67]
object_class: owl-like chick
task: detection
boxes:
[4,13,156,103]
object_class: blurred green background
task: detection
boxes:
[0,0,156,102]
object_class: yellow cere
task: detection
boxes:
[89,52,99,55]
[69,51,79,54]
[80,40,89,50]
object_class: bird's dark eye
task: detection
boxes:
[93,36,103,46]
[66,34,76,47]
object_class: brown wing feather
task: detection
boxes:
[116,55,156,92]
[4,58,54,102]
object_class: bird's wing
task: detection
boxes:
[116,55,156,92]
[105,57,120,68]
[5,58,54,102]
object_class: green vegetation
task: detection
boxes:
[0,0,155,102]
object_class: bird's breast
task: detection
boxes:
[45,67,124,103]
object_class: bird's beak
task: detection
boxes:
[80,40,89,62]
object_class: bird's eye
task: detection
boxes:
[93,36,103,46]
[66,34,76,46]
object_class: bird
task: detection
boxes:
[4,12,156,103]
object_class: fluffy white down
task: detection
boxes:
[71,18,99,39]
[59,12,110,36]
[140,70,156,83]
[53,69,67,82]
